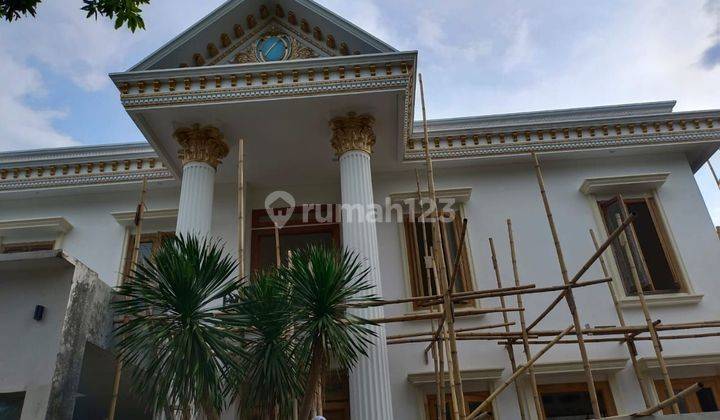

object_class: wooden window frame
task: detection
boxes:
[426,391,492,419]
[403,211,474,310]
[538,381,617,418]
[122,231,174,280]
[597,193,686,296]
[0,241,55,254]
[250,206,341,272]
[654,376,720,414]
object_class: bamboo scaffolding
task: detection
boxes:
[631,382,702,417]
[507,220,545,420]
[419,72,466,419]
[614,208,678,414]
[387,322,514,340]
[466,325,576,420]
[413,168,445,419]
[589,228,652,408]
[531,152,601,419]
[372,307,522,324]
[108,177,148,420]
[522,214,636,334]
[488,237,528,420]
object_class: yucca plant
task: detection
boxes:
[113,235,242,420]
[225,269,304,419]
[278,245,379,420]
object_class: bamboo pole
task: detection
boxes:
[466,325,575,420]
[371,307,522,324]
[631,382,702,417]
[419,73,465,419]
[108,177,148,420]
[413,169,445,419]
[522,214,636,333]
[488,237,528,420]
[237,138,246,278]
[614,211,679,414]
[387,322,514,340]
[507,220,545,420]
[501,331,720,345]
[589,228,652,408]
[531,152,601,419]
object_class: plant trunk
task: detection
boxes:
[201,400,219,420]
[299,337,324,420]
[163,405,175,420]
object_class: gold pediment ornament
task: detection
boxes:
[233,26,317,64]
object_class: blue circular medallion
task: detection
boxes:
[257,36,289,62]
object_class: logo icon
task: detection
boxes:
[264,190,295,228]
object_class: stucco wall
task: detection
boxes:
[2,150,719,419]
[0,258,73,420]
[372,152,720,419]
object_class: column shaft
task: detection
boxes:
[340,150,394,420]
[176,161,215,237]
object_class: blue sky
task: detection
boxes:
[1,0,720,221]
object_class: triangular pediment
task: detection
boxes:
[131,0,395,71]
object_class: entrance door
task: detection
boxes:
[251,205,340,270]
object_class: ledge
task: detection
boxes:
[0,217,72,242]
[522,358,628,376]
[580,173,670,195]
[112,209,178,231]
[638,352,720,372]
[389,187,472,204]
[618,293,703,308]
[408,367,504,386]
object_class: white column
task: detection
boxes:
[331,112,394,420]
[176,161,215,237]
[172,124,229,239]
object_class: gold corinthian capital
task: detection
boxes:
[329,112,376,156]
[173,124,230,169]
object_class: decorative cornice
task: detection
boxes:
[405,121,720,164]
[580,173,671,195]
[173,124,229,168]
[0,167,171,192]
[329,112,376,156]
[407,368,504,386]
[0,142,155,166]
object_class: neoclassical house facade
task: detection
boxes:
[2,1,720,419]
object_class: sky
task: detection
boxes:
[0,0,719,221]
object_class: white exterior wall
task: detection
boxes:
[0,264,73,420]
[2,151,719,418]
[373,152,720,419]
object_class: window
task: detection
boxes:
[250,206,340,271]
[403,212,472,308]
[122,232,173,279]
[0,392,25,420]
[426,391,492,419]
[0,241,54,254]
[654,376,720,414]
[539,382,617,419]
[598,195,683,295]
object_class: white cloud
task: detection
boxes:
[0,53,77,151]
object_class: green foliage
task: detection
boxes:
[1,0,150,31]
[224,269,304,418]
[226,245,379,419]
[281,245,378,372]
[113,238,378,419]
[113,235,242,417]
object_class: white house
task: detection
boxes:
[2,0,720,419]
